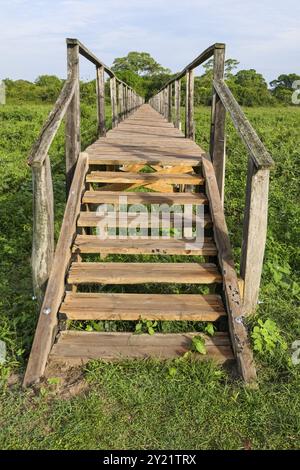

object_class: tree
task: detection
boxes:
[230,69,276,106]
[112,52,170,76]
[202,58,239,78]
[35,75,63,102]
[270,73,300,105]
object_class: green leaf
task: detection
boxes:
[192,336,207,355]
[204,323,215,336]
[168,367,177,378]
[148,327,155,335]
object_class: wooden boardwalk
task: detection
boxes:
[24,40,274,386]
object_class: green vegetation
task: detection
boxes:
[4,52,300,106]
[0,93,299,448]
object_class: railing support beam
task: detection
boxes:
[185,69,194,139]
[65,42,80,196]
[110,77,118,128]
[210,44,226,204]
[31,156,54,305]
[96,65,106,137]
[240,159,270,314]
[174,79,181,129]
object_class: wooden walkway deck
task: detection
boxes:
[24,103,256,386]
[25,40,274,387]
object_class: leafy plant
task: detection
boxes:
[191,336,207,355]
[204,323,215,336]
[135,320,158,335]
[251,319,288,355]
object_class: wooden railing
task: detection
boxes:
[149,43,274,314]
[28,38,144,302]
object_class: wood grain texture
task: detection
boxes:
[213,79,274,169]
[240,158,270,314]
[23,153,88,387]
[73,235,217,256]
[68,262,222,284]
[110,77,118,128]
[82,190,208,205]
[77,211,212,228]
[50,331,234,363]
[31,155,54,304]
[96,65,106,137]
[210,46,226,204]
[60,292,226,321]
[201,153,257,384]
[86,171,204,184]
[65,42,81,195]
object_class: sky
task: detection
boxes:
[0,0,299,83]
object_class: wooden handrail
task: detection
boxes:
[28,76,76,167]
[155,43,223,94]
[29,39,143,303]
[213,79,274,169]
[149,43,275,316]
[66,38,138,93]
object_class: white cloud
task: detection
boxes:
[0,0,299,81]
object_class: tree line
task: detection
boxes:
[4,51,299,107]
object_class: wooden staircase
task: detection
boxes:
[23,40,274,387]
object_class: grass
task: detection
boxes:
[0,101,299,449]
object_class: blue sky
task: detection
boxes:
[0,0,299,83]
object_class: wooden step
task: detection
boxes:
[78,211,212,228]
[86,171,204,185]
[68,262,222,285]
[87,153,203,167]
[59,293,226,321]
[82,190,208,205]
[50,331,234,364]
[73,235,217,256]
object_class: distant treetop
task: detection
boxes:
[112,52,171,76]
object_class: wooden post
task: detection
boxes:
[31,155,54,305]
[119,83,124,121]
[128,88,131,114]
[168,83,172,122]
[65,41,80,196]
[163,88,168,119]
[110,77,118,128]
[210,44,226,204]
[124,86,128,117]
[240,158,270,314]
[174,79,181,129]
[185,71,189,137]
[185,69,194,139]
[96,65,106,137]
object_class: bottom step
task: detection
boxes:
[50,331,234,364]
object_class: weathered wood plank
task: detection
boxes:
[73,235,217,256]
[110,77,118,128]
[28,78,76,167]
[174,79,181,129]
[31,155,54,304]
[168,83,173,123]
[65,41,80,195]
[23,153,88,387]
[50,331,234,364]
[210,45,226,204]
[213,79,274,169]
[82,190,208,205]
[68,262,222,284]
[96,65,106,137]
[240,158,270,314]
[78,211,212,228]
[60,293,226,321]
[86,171,204,185]
[201,153,257,384]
